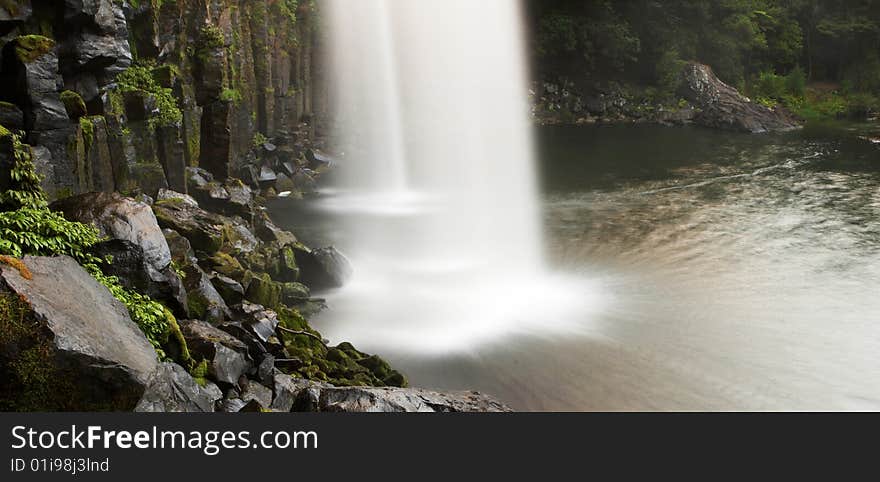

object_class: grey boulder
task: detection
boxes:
[0,256,158,410]
[135,363,222,413]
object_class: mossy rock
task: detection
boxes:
[274,308,408,388]
[13,35,56,63]
[243,271,282,309]
[208,252,246,281]
[60,91,87,120]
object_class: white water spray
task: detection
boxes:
[320,0,595,353]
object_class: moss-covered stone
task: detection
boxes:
[244,271,281,308]
[13,35,56,63]
[275,308,408,388]
[208,252,246,281]
[60,91,87,120]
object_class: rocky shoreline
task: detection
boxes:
[532,62,802,134]
[0,153,511,413]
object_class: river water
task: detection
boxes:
[271,122,880,411]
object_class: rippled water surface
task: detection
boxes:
[272,123,880,411]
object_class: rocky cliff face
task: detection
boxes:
[0,0,327,200]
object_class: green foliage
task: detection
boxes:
[115,65,183,129]
[220,88,242,104]
[0,132,187,363]
[252,132,268,148]
[529,0,880,114]
[0,132,47,212]
[198,25,225,51]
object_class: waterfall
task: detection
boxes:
[319,0,588,353]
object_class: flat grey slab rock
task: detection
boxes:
[1,255,159,408]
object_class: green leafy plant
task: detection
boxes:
[0,131,188,363]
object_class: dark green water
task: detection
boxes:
[272,122,880,411]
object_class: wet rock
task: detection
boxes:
[244,271,282,309]
[135,363,222,413]
[79,115,116,193]
[271,374,313,412]
[281,282,310,304]
[199,101,232,179]
[236,165,260,188]
[61,0,132,84]
[0,256,158,410]
[224,220,259,254]
[210,273,245,306]
[239,378,273,409]
[206,252,247,282]
[305,149,334,170]
[53,192,173,278]
[217,321,270,366]
[179,320,251,386]
[190,178,255,219]
[318,386,511,413]
[275,172,295,193]
[152,198,229,254]
[181,263,230,323]
[0,102,24,130]
[680,62,801,133]
[254,212,297,246]
[9,36,70,131]
[295,245,353,290]
[89,239,189,317]
[157,188,199,208]
[257,355,276,385]
[186,166,213,191]
[258,166,277,184]
[292,169,318,193]
[217,396,247,413]
[235,301,280,343]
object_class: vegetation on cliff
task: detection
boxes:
[529,0,880,119]
[0,130,188,364]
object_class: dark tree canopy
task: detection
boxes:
[526,0,880,110]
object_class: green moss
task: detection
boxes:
[191,359,209,387]
[78,116,96,152]
[198,25,225,51]
[220,88,242,104]
[115,65,183,129]
[209,252,246,280]
[60,90,87,119]
[13,35,55,63]
[275,308,407,388]
[244,271,282,309]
